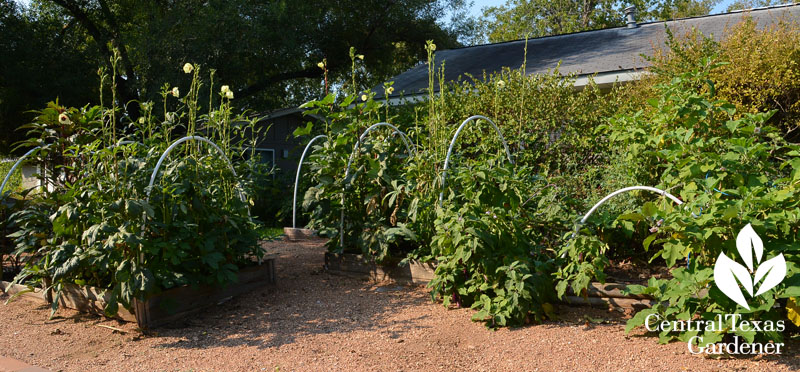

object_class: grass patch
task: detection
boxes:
[0,159,23,194]
[258,226,285,241]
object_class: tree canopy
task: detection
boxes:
[0,0,469,153]
[478,0,720,43]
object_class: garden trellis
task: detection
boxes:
[145,135,247,205]
[339,122,415,247]
[292,134,328,229]
[439,115,513,203]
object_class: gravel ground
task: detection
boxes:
[1,240,799,372]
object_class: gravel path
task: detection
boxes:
[1,240,799,371]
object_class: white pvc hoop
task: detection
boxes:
[439,115,514,203]
[0,147,40,197]
[339,122,415,246]
[145,136,246,205]
[2,141,144,202]
[579,186,683,224]
[563,186,684,259]
[292,134,328,228]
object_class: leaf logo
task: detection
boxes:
[714,224,786,309]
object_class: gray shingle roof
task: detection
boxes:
[378,4,800,100]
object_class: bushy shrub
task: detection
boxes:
[579,56,800,345]
[431,159,570,326]
[296,93,420,259]
[429,65,623,202]
[629,17,800,142]
[7,66,266,317]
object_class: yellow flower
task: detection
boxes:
[361,94,368,101]
[357,54,364,60]
[496,80,505,89]
[317,61,325,69]
[225,90,234,99]
[182,63,193,74]
[138,117,145,124]
[58,113,70,125]
[171,87,180,97]
[430,43,436,51]
[221,85,230,93]
[386,87,395,95]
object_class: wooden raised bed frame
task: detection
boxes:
[324,252,655,310]
[283,227,327,242]
[325,252,435,285]
[1,257,275,328]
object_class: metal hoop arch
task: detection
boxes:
[145,136,246,205]
[292,134,328,228]
[439,115,514,202]
[2,141,145,199]
[579,186,683,224]
[339,122,416,246]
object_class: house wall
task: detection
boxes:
[20,165,39,190]
[253,113,319,183]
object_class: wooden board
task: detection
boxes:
[0,281,45,302]
[283,227,327,242]
[567,282,654,300]
[324,253,661,310]
[563,295,657,310]
[134,258,275,328]
[2,257,276,329]
[56,284,137,322]
[325,252,435,285]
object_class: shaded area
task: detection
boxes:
[2,240,800,371]
[151,240,433,350]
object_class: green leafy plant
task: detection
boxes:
[430,159,569,327]
[7,64,267,318]
[588,55,800,345]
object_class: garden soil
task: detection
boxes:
[1,240,798,371]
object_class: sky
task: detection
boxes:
[467,0,742,19]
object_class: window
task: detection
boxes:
[248,148,275,167]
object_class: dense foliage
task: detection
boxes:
[0,0,470,154]
[605,60,800,345]
[5,66,266,317]
[478,0,718,43]
[293,17,800,345]
[631,20,800,142]
[431,161,569,326]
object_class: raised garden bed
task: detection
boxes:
[563,283,655,310]
[1,256,275,328]
[0,280,46,302]
[324,252,655,310]
[325,252,435,285]
[283,227,327,242]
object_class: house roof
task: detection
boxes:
[377,4,800,100]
